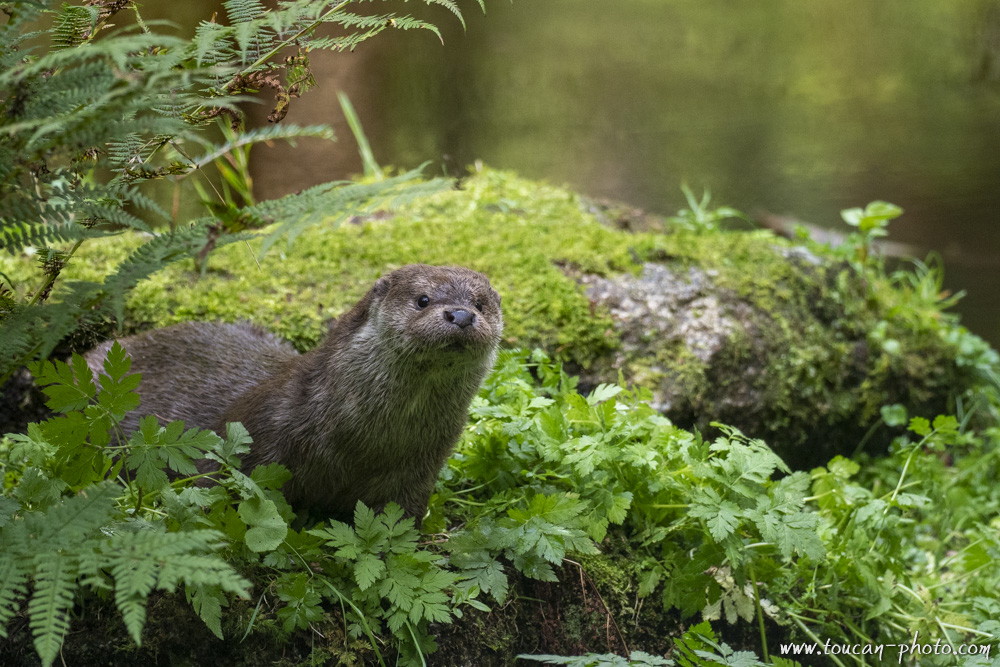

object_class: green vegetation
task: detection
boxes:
[3,338,999,665]
[0,0,470,381]
[4,167,993,467]
[3,0,999,665]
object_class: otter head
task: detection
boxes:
[361,264,503,369]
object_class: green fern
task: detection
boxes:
[253,165,451,254]
[1,0,469,380]
[190,124,336,169]
[27,552,77,666]
[52,3,99,50]
[106,530,247,643]
[0,463,252,666]
[0,553,28,639]
[225,0,268,24]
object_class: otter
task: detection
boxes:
[84,264,503,523]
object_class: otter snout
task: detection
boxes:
[445,308,475,329]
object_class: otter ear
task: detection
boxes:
[333,275,393,334]
[371,275,392,299]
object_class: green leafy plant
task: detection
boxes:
[3,336,1000,665]
[665,184,746,233]
[839,200,904,267]
[518,621,803,666]
[435,349,1000,666]
[0,345,260,665]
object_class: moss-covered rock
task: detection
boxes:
[1,167,992,467]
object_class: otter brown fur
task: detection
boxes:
[84,264,503,523]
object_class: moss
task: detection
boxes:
[2,168,637,367]
[1,167,988,463]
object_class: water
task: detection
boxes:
[160,0,1000,344]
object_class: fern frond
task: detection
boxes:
[420,0,466,30]
[127,189,172,223]
[191,124,335,169]
[22,482,121,550]
[0,4,46,64]
[192,21,229,66]
[103,530,250,632]
[77,201,152,231]
[253,166,451,255]
[304,33,381,52]
[225,0,267,25]
[28,551,77,667]
[0,305,36,373]
[98,222,219,321]
[0,220,88,255]
[106,131,147,170]
[21,61,116,119]
[157,554,250,595]
[0,33,188,89]
[322,12,443,48]
[52,4,100,50]
[107,532,164,643]
[0,225,230,377]
[0,553,28,639]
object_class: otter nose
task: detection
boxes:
[444,309,475,329]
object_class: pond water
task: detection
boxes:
[159,0,1000,345]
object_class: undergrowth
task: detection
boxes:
[2,341,999,665]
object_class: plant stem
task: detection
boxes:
[27,238,84,307]
[749,563,768,663]
[240,1,352,76]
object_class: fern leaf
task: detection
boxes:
[192,21,231,66]
[0,219,88,255]
[191,124,335,169]
[0,553,28,639]
[102,530,249,641]
[112,530,248,590]
[52,4,100,50]
[106,131,147,170]
[98,221,247,324]
[224,0,267,24]
[253,166,450,255]
[423,0,465,30]
[22,482,120,550]
[157,553,250,595]
[126,189,172,224]
[189,584,228,639]
[28,551,77,667]
[108,535,161,644]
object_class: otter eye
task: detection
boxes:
[416,295,430,309]
[475,300,484,312]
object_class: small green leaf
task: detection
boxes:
[249,463,292,490]
[880,404,908,427]
[238,496,288,553]
[587,383,623,406]
[908,417,932,437]
[840,207,864,227]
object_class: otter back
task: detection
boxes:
[85,321,298,439]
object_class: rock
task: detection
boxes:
[2,168,993,469]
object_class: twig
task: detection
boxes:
[564,558,630,657]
